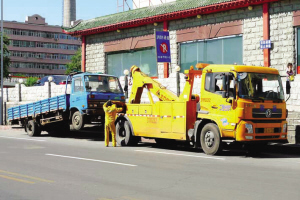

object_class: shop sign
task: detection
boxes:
[155,31,171,63]
[260,40,272,49]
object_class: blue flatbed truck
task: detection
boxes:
[8,72,125,136]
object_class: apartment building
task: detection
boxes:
[4,14,81,77]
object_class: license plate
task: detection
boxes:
[265,128,274,133]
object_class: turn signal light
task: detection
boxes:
[89,95,95,98]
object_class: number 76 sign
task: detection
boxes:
[155,31,171,63]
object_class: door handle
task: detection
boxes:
[211,105,218,109]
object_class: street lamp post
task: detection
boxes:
[0,0,3,125]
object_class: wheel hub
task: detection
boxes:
[74,115,80,125]
[28,124,33,132]
[119,127,126,139]
[204,131,215,148]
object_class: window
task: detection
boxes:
[204,73,235,97]
[107,48,157,77]
[180,36,243,72]
[74,77,83,92]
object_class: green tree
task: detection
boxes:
[65,48,81,74]
[24,77,39,87]
[0,34,10,78]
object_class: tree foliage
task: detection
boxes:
[0,34,10,78]
[24,77,39,87]
[65,48,81,74]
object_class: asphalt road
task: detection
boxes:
[0,129,299,200]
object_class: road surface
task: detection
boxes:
[0,130,299,200]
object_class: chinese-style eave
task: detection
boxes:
[64,0,279,37]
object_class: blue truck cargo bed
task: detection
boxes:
[8,94,70,121]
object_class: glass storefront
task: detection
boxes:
[180,35,243,72]
[107,48,157,77]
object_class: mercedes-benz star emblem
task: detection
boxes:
[265,109,272,118]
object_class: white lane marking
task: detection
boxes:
[0,136,46,142]
[135,150,225,160]
[46,154,137,167]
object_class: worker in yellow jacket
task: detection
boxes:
[103,100,123,147]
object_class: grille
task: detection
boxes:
[255,128,281,134]
[252,108,282,118]
[88,100,106,108]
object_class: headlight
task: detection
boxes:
[245,123,253,134]
[94,104,98,107]
[283,123,287,133]
[89,104,93,108]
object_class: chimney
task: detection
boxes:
[63,0,76,27]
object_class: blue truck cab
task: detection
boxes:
[7,72,125,137]
[69,72,125,130]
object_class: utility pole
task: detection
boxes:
[0,0,3,125]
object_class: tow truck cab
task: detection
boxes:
[199,65,288,143]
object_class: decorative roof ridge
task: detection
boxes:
[64,0,279,36]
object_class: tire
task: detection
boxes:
[72,111,85,131]
[200,123,222,155]
[116,119,139,146]
[27,120,41,137]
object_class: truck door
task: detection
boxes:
[70,76,86,111]
[205,73,236,132]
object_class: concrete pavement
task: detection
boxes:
[0,130,299,200]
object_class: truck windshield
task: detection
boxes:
[238,73,284,100]
[84,75,123,94]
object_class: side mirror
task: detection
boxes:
[286,81,291,95]
[221,91,228,98]
[222,74,229,98]
[85,82,91,90]
[231,74,237,100]
[124,85,128,92]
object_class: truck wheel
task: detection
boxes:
[116,120,138,146]
[72,111,84,130]
[200,123,222,155]
[27,120,41,137]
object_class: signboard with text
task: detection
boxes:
[260,40,272,49]
[155,31,171,63]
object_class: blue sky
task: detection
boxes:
[4,0,133,26]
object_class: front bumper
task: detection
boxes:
[236,120,288,142]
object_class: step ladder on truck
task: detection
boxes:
[8,72,125,137]
[115,64,289,155]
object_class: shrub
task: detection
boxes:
[24,77,39,87]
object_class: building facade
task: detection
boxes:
[64,0,300,142]
[4,14,81,78]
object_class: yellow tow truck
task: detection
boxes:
[115,64,288,155]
